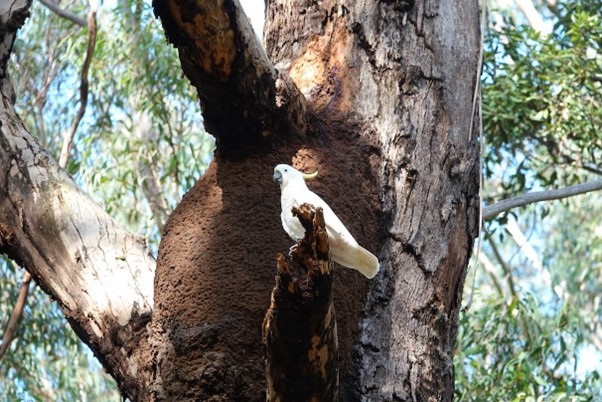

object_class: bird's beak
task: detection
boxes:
[273,170,283,185]
[302,171,318,181]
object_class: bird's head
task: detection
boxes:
[273,164,318,187]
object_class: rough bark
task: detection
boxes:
[149,137,378,400]
[263,205,338,401]
[0,1,155,399]
[152,0,309,156]
[265,1,481,400]
[150,1,379,400]
[151,0,479,400]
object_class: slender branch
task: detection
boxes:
[0,270,32,359]
[582,164,602,176]
[483,180,602,220]
[513,0,549,34]
[58,7,97,168]
[135,114,169,232]
[468,0,485,141]
[38,0,87,27]
[478,252,505,298]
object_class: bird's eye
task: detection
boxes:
[284,169,288,172]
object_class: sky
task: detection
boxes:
[240,0,265,36]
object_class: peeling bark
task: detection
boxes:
[263,205,338,401]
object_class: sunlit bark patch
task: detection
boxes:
[166,0,236,81]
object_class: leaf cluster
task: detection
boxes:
[483,1,602,203]
[0,262,119,401]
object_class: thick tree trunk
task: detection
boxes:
[150,1,378,400]
[266,1,481,399]
[152,0,479,401]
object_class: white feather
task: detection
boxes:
[273,164,379,279]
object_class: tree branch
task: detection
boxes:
[0,63,155,402]
[38,0,87,28]
[0,267,31,359]
[513,0,549,34]
[152,0,308,156]
[1,2,155,397]
[58,5,97,168]
[2,3,99,362]
[134,113,169,232]
[488,237,532,343]
[483,180,602,220]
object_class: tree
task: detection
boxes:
[2,0,482,400]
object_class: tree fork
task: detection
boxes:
[263,204,339,401]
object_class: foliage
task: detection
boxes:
[483,0,602,202]
[456,194,602,400]
[2,0,213,398]
[0,261,119,401]
[456,0,602,399]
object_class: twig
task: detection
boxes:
[58,7,97,168]
[38,0,87,28]
[483,180,602,220]
[0,271,32,359]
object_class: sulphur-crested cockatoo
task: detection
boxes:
[273,164,379,279]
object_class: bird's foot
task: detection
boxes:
[288,244,299,257]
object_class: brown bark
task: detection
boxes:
[149,2,378,401]
[265,1,481,400]
[152,0,308,156]
[263,205,338,401]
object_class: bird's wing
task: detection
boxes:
[301,190,379,278]
[280,186,304,239]
[281,184,379,278]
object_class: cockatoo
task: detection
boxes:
[273,164,379,279]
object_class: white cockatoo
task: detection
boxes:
[273,164,379,279]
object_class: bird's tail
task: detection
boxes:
[333,245,380,279]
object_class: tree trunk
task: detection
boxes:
[2,0,480,400]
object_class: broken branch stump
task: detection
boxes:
[263,204,339,401]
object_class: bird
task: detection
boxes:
[273,164,379,279]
